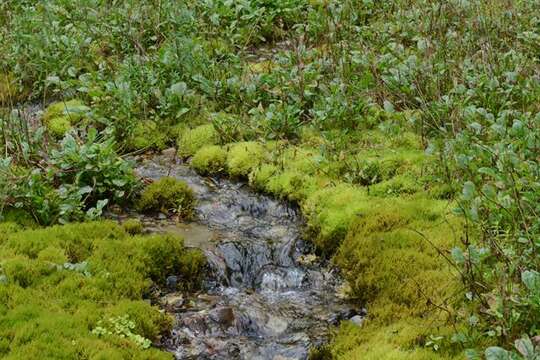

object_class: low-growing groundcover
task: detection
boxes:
[2,0,540,358]
[0,221,205,359]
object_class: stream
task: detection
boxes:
[119,154,359,359]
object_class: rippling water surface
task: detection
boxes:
[130,155,356,360]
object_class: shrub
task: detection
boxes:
[137,177,195,217]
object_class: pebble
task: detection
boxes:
[350,315,364,327]
[162,147,177,159]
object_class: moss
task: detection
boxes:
[303,184,368,255]
[191,145,228,175]
[329,198,461,359]
[369,174,423,196]
[126,121,167,151]
[177,124,217,158]
[122,219,143,235]
[0,221,203,359]
[42,100,90,138]
[137,177,195,218]
[47,116,72,138]
[330,320,460,360]
[1,208,37,228]
[226,141,265,177]
[249,164,279,191]
[37,246,68,263]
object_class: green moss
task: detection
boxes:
[1,208,37,228]
[330,320,460,360]
[126,121,167,151]
[329,198,461,359]
[122,219,143,235]
[47,116,72,138]
[226,141,265,177]
[369,174,423,196]
[42,99,90,138]
[0,221,203,359]
[177,124,217,158]
[137,177,195,218]
[191,145,228,175]
[303,184,368,255]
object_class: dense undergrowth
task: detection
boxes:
[1,0,539,358]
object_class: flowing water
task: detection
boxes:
[125,154,357,360]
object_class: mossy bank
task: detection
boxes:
[0,220,205,359]
[182,125,463,359]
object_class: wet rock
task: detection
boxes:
[350,315,364,327]
[161,293,184,310]
[209,306,235,328]
[166,275,178,290]
[162,147,177,159]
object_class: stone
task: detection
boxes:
[162,147,177,159]
[209,306,235,328]
[350,315,364,327]
[166,275,178,290]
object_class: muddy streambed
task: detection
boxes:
[116,154,359,359]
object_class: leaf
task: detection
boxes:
[112,179,126,187]
[514,336,535,357]
[462,181,476,200]
[522,270,540,292]
[485,347,511,360]
[451,247,465,265]
[169,82,187,96]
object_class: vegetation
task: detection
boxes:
[137,177,196,218]
[0,221,204,359]
[1,0,539,358]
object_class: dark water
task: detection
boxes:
[131,154,357,360]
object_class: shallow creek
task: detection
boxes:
[124,154,357,359]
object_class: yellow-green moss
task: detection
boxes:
[177,124,217,158]
[127,121,167,151]
[137,177,195,218]
[226,141,265,177]
[369,174,423,197]
[303,184,368,255]
[329,320,460,360]
[42,99,90,138]
[122,219,143,235]
[0,221,205,359]
[191,145,228,175]
[329,198,462,359]
[0,208,37,228]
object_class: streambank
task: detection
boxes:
[118,154,358,359]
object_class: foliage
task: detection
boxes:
[2,0,540,357]
[92,315,152,349]
[0,129,139,225]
